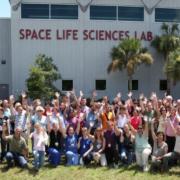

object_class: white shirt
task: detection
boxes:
[117,114,128,128]
[174,135,180,154]
[31,131,48,151]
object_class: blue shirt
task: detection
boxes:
[79,138,92,156]
[65,134,78,153]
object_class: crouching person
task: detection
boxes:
[2,126,28,169]
[150,120,168,172]
[120,124,135,165]
[90,127,107,166]
[30,123,48,171]
[78,126,93,166]
[163,122,180,171]
[47,122,65,166]
[129,121,152,172]
[65,122,81,166]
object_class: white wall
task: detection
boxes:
[10,0,180,99]
[0,18,11,94]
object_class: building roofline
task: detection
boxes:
[0,17,11,20]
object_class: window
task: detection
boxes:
[90,6,117,20]
[62,80,73,91]
[118,7,144,21]
[155,8,180,22]
[128,80,138,91]
[96,80,106,90]
[21,4,49,19]
[51,5,78,19]
[160,80,167,91]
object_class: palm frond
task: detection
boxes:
[107,59,121,73]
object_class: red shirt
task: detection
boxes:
[130,116,142,130]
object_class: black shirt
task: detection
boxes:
[49,130,64,151]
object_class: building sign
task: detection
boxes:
[19,29,153,41]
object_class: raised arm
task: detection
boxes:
[98,137,106,154]
[151,119,157,141]
[143,121,149,137]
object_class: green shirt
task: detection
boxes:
[135,134,151,152]
[6,135,27,154]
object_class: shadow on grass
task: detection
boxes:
[1,166,11,173]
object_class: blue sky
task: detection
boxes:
[0,0,10,17]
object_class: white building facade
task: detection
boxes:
[0,0,180,99]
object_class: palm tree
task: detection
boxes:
[107,38,153,91]
[151,23,180,94]
[165,48,180,85]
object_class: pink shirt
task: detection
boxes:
[165,118,178,137]
[31,131,48,151]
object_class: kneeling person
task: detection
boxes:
[2,126,28,168]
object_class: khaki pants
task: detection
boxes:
[135,148,152,168]
[93,152,107,166]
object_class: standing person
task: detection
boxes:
[2,126,28,169]
[31,106,47,131]
[150,121,168,171]
[165,109,178,152]
[30,123,48,171]
[130,109,142,130]
[3,99,12,134]
[129,120,152,172]
[78,126,93,166]
[158,107,167,133]
[104,121,120,168]
[100,105,115,131]
[116,105,129,129]
[0,107,8,162]
[10,102,29,144]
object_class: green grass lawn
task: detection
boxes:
[0,161,179,180]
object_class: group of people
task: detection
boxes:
[0,91,179,172]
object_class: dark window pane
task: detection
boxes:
[21,4,49,19]
[90,6,117,20]
[51,5,78,19]
[160,80,167,91]
[62,80,73,91]
[96,80,106,90]
[128,80,138,91]
[155,8,180,22]
[118,7,144,21]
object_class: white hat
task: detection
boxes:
[36,106,45,113]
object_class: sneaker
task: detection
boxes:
[143,166,149,172]
[113,163,119,169]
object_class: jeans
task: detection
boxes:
[120,148,135,165]
[163,151,180,171]
[166,136,176,153]
[105,147,119,165]
[0,132,7,161]
[135,148,152,168]
[33,150,45,169]
[66,151,79,165]
[48,148,61,166]
[6,152,27,168]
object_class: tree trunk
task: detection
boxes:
[165,55,171,95]
[128,76,132,91]
[166,77,171,95]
